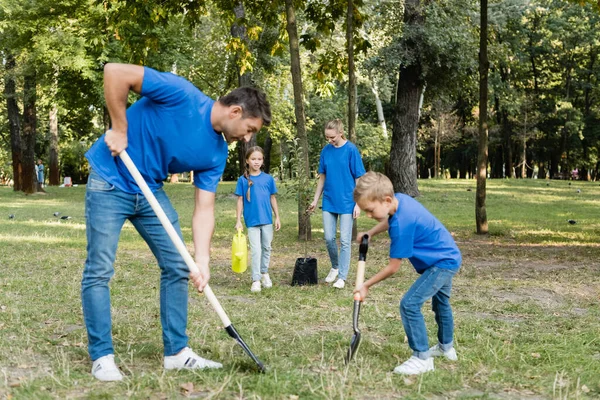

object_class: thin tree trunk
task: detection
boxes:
[49,104,60,185]
[22,70,37,194]
[476,0,489,234]
[346,0,356,142]
[370,78,387,138]
[263,131,272,174]
[5,54,23,191]
[285,0,311,240]
[521,110,527,179]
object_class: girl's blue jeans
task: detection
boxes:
[400,266,458,360]
[247,224,273,282]
[82,170,189,361]
[322,211,353,281]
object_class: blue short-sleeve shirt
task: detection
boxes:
[318,141,366,214]
[85,67,228,194]
[388,193,462,273]
[235,172,278,227]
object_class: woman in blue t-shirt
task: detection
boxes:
[307,120,366,289]
[235,146,281,292]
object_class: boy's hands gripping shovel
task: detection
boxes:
[345,234,369,364]
[119,150,266,373]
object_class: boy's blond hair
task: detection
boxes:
[324,119,346,139]
[354,171,394,202]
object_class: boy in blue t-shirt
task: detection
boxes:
[83,63,271,381]
[353,172,462,376]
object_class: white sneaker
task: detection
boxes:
[332,279,345,289]
[261,273,273,288]
[164,347,222,370]
[325,268,339,283]
[251,281,261,292]
[393,356,434,375]
[92,354,123,381]
[429,344,458,361]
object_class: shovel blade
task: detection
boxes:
[345,300,362,364]
[225,324,267,373]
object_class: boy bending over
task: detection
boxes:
[353,172,462,375]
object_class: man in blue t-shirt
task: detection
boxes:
[83,63,271,381]
[353,172,462,376]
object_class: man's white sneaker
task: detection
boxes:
[261,273,273,288]
[164,347,223,370]
[251,281,261,292]
[325,268,339,283]
[332,279,345,289]
[92,354,123,381]
[393,356,434,375]
[429,344,458,361]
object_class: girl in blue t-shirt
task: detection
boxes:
[307,119,366,289]
[235,146,281,292]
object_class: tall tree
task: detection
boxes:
[284,0,311,240]
[346,0,357,142]
[4,54,22,191]
[21,69,38,194]
[476,0,489,234]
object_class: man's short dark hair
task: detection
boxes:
[219,87,271,127]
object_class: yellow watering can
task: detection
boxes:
[231,228,248,273]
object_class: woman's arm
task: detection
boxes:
[307,174,325,212]
[271,195,281,231]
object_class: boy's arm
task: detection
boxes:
[356,219,389,243]
[235,196,244,230]
[191,188,216,292]
[354,258,402,301]
[307,174,325,212]
[270,194,281,231]
[103,63,144,156]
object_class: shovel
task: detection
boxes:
[119,150,266,373]
[345,234,369,364]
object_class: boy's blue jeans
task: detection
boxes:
[82,170,189,361]
[247,224,273,282]
[399,266,458,360]
[322,211,353,281]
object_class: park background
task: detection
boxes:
[1,0,600,398]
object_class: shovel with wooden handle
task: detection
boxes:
[345,234,369,364]
[119,150,266,372]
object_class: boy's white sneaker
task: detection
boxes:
[429,344,458,361]
[251,281,261,292]
[164,347,222,370]
[332,279,345,289]
[325,268,339,283]
[261,273,273,288]
[92,354,123,381]
[393,356,434,375]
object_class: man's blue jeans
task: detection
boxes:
[82,170,189,361]
[322,211,353,281]
[399,266,458,360]
[247,224,273,282]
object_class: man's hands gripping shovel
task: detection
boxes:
[345,234,370,364]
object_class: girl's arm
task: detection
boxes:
[356,219,389,243]
[271,195,281,231]
[235,196,244,230]
[307,174,325,212]
[353,258,402,301]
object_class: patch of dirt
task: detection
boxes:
[490,287,564,309]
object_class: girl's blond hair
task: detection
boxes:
[324,119,346,140]
[354,171,394,202]
[243,146,265,202]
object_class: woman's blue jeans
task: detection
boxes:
[399,266,457,360]
[322,211,353,281]
[82,170,189,361]
[247,224,273,282]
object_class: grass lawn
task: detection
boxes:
[0,178,598,399]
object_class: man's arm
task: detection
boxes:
[191,188,216,291]
[307,174,326,212]
[103,63,144,156]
